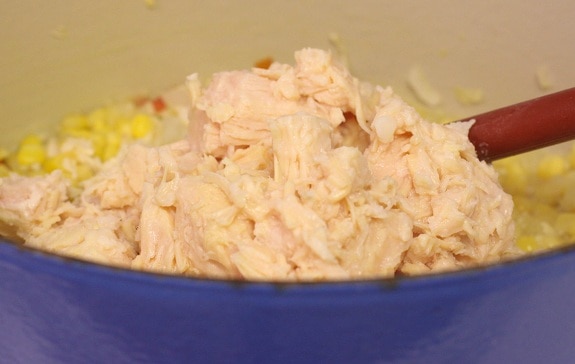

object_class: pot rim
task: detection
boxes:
[2,237,573,295]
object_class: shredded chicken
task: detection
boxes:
[0,48,519,280]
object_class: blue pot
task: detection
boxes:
[1,238,574,364]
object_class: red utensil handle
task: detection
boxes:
[465,87,575,162]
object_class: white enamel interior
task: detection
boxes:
[1,1,574,148]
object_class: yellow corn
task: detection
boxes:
[102,132,122,161]
[1,96,165,185]
[117,117,133,137]
[130,114,154,139]
[516,235,538,252]
[43,156,61,173]
[537,154,568,179]
[75,163,94,182]
[60,114,89,133]
[453,87,484,106]
[536,234,563,250]
[87,108,110,130]
[555,213,575,238]
[493,157,528,195]
[83,132,102,159]
[16,135,46,166]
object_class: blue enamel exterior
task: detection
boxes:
[1,239,574,364]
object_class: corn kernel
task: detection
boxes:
[533,204,558,225]
[16,135,46,166]
[91,117,110,133]
[454,87,484,106]
[555,213,575,237]
[102,132,122,161]
[43,153,68,173]
[130,114,154,139]
[88,108,109,128]
[495,157,527,194]
[60,114,89,132]
[117,118,133,137]
[89,133,107,160]
[537,155,568,179]
[537,234,562,249]
[144,0,157,10]
[75,164,94,182]
[516,235,538,252]
[512,196,534,213]
[20,134,43,145]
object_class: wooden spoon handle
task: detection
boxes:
[464,87,575,162]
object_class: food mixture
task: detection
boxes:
[1,47,563,281]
